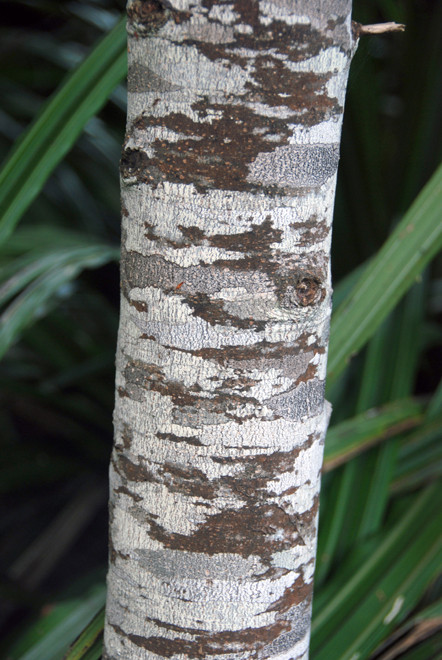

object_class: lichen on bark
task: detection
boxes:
[105,1,356,658]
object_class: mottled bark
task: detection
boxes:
[105,1,356,658]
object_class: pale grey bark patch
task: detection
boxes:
[136,548,269,580]
[269,1,352,37]
[247,144,340,189]
[261,601,312,655]
[266,380,326,421]
[128,63,181,93]
[121,251,324,302]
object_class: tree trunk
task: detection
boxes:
[104,1,356,658]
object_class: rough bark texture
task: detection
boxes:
[105,1,356,658]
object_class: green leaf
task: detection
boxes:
[392,413,442,493]
[315,462,359,586]
[373,597,442,660]
[395,633,442,660]
[323,398,424,472]
[328,162,442,385]
[427,378,442,421]
[0,16,126,246]
[347,280,427,545]
[332,261,368,310]
[313,514,441,660]
[8,584,105,660]
[63,607,104,660]
[318,289,426,581]
[311,484,441,657]
[0,242,119,359]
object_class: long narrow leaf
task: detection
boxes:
[328,163,442,384]
[395,634,442,660]
[323,398,424,472]
[9,585,105,660]
[311,484,439,654]
[0,243,119,358]
[374,597,442,660]
[313,507,441,659]
[63,607,104,660]
[0,17,126,245]
[392,413,442,493]
[350,281,427,544]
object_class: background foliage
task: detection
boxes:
[1,1,441,658]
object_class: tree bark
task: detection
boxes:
[105,1,356,658]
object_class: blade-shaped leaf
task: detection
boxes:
[328,162,442,385]
[8,585,105,660]
[373,597,442,660]
[394,633,442,660]
[63,607,104,660]
[323,398,424,472]
[313,511,441,659]
[0,17,126,245]
[0,243,119,358]
[348,280,427,544]
[311,484,440,656]
[392,412,442,493]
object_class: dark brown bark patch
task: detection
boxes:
[146,502,313,562]
[127,0,167,31]
[112,617,291,658]
[177,217,281,253]
[157,431,203,447]
[125,104,293,193]
[216,436,316,498]
[189,336,325,369]
[115,485,143,502]
[183,291,266,331]
[214,374,259,392]
[113,454,154,483]
[249,57,336,121]
[290,214,330,247]
[161,462,217,499]
[265,573,312,614]
[186,10,335,65]
[122,358,267,424]
[123,78,339,193]
[151,436,316,501]
[114,432,316,503]
[130,299,148,312]
[120,148,151,183]
[276,269,326,309]
[294,362,318,387]
[212,434,314,471]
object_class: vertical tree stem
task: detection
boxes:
[105,1,356,658]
